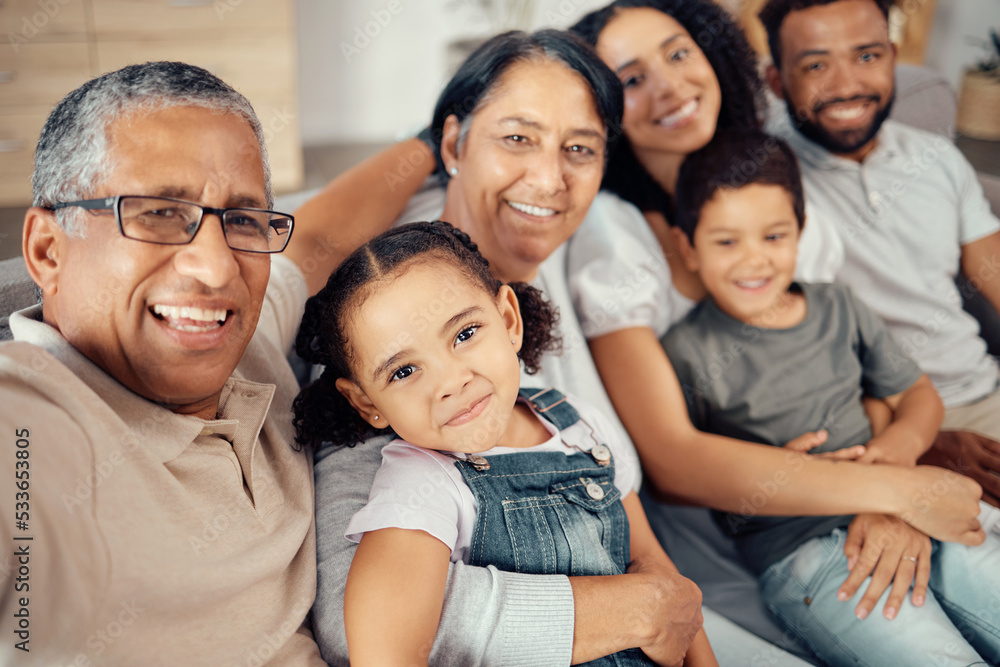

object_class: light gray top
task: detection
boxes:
[663,282,923,573]
[773,117,1000,407]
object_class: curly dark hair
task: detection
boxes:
[571,0,764,219]
[759,0,893,70]
[292,221,562,450]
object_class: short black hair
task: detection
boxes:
[292,221,562,450]
[571,0,765,218]
[429,29,623,175]
[673,129,805,244]
[759,0,893,69]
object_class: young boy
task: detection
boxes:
[664,128,1000,666]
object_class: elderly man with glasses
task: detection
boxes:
[0,62,325,665]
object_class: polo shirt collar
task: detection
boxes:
[9,305,241,464]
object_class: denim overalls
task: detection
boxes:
[453,387,653,666]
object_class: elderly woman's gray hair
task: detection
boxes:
[32,61,271,237]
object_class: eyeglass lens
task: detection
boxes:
[118,196,291,252]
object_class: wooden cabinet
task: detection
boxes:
[0,0,302,207]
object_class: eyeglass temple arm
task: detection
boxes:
[48,197,118,212]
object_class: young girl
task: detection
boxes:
[293,221,717,667]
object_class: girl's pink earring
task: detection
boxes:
[373,415,379,421]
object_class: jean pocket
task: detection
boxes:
[498,478,627,576]
[762,529,846,605]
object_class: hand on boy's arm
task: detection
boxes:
[919,430,1000,508]
[344,528,451,666]
[838,514,932,622]
[858,375,944,466]
[782,429,866,461]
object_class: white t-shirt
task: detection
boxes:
[345,393,640,563]
[567,191,842,339]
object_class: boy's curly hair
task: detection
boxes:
[292,221,561,451]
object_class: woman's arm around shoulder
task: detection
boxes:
[587,326,986,545]
[285,137,436,296]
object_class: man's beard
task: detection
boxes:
[786,89,895,156]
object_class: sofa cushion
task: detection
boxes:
[0,257,38,341]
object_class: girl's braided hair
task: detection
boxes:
[292,220,561,450]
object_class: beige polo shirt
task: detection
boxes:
[0,256,326,666]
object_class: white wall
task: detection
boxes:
[296,0,608,145]
[925,0,1000,92]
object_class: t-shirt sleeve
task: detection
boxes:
[567,192,674,339]
[846,286,924,397]
[661,325,710,430]
[345,443,468,555]
[949,142,1000,245]
[257,254,309,356]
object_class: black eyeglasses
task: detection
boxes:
[48,195,294,254]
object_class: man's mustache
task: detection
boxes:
[812,94,881,113]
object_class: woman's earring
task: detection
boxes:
[449,166,458,176]
[373,415,379,421]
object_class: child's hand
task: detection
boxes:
[837,514,932,621]
[782,429,867,461]
[857,431,923,467]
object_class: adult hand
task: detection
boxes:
[837,514,932,621]
[627,558,703,667]
[919,430,1000,508]
[895,466,985,546]
[782,429,867,461]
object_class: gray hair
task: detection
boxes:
[32,61,272,237]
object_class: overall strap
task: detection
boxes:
[518,387,580,431]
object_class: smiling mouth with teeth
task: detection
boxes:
[507,201,558,217]
[151,304,230,332]
[657,99,699,128]
[736,279,769,289]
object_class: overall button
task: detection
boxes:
[468,455,490,471]
[591,444,611,464]
[586,482,605,500]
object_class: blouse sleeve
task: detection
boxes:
[567,192,675,339]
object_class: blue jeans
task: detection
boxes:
[759,504,1000,666]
